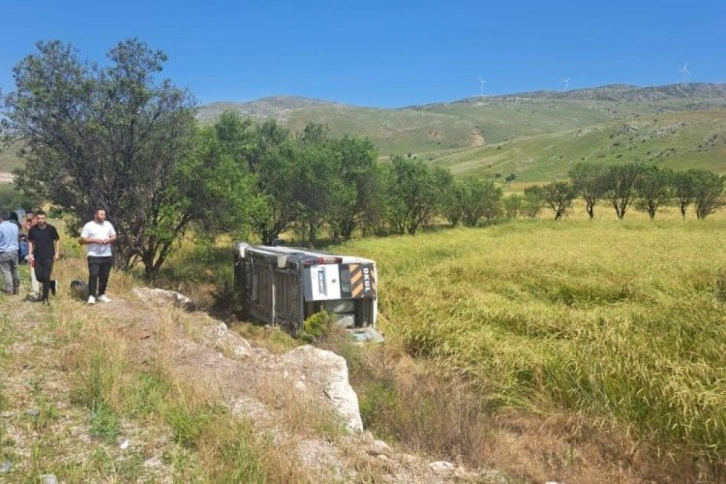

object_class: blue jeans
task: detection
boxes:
[0,251,20,294]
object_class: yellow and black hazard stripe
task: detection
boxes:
[346,263,376,298]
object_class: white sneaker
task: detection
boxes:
[87,295,96,305]
[98,295,112,303]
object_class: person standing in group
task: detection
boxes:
[21,211,35,234]
[8,211,22,230]
[22,210,40,297]
[80,208,116,305]
[27,210,60,304]
[0,210,21,295]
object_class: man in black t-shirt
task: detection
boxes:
[27,210,60,303]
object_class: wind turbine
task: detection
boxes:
[561,77,570,92]
[679,61,690,83]
[478,78,486,97]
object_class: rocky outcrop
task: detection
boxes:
[280,345,363,432]
[133,287,195,310]
[124,288,495,482]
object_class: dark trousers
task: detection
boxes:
[88,256,113,297]
[34,258,55,300]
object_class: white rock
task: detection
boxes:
[282,345,363,432]
[367,439,392,456]
[206,322,252,359]
[143,456,163,468]
[234,346,250,358]
[133,287,194,309]
[429,461,455,472]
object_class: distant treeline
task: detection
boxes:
[2,39,724,279]
[507,163,725,221]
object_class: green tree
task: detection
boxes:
[503,194,524,219]
[523,186,546,219]
[245,120,299,244]
[189,113,266,236]
[292,127,345,246]
[441,180,465,227]
[365,163,402,236]
[569,162,607,219]
[385,156,448,235]
[543,181,576,220]
[634,165,672,219]
[460,178,502,227]
[673,170,696,218]
[689,169,725,220]
[328,136,378,240]
[604,163,643,219]
[3,39,204,278]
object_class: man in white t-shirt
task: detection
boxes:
[80,209,117,305]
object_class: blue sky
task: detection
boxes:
[1,0,723,108]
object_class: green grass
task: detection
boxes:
[434,110,726,182]
[338,216,726,464]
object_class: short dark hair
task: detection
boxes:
[35,209,46,217]
[95,208,106,215]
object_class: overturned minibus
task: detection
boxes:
[233,242,382,341]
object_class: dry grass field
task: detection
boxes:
[339,208,726,481]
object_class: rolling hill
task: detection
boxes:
[2,83,725,183]
[194,83,726,181]
[432,109,726,182]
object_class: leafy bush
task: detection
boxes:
[301,311,334,342]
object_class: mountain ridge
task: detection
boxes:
[198,83,726,114]
[3,84,724,181]
[194,83,726,167]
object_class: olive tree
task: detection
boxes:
[603,163,643,219]
[441,180,465,227]
[673,170,696,218]
[634,165,672,219]
[244,120,299,245]
[543,181,576,220]
[690,169,725,219]
[382,156,451,235]
[460,178,502,226]
[569,162,607,219]
[503,194,524,219]
[2,39,232,279]
[523,185,546,219]
[327,136,378,240]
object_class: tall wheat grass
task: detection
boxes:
[342,216,726,465]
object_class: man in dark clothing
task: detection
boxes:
[27,210,60,303]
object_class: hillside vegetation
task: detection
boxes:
[434,110,726,182]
